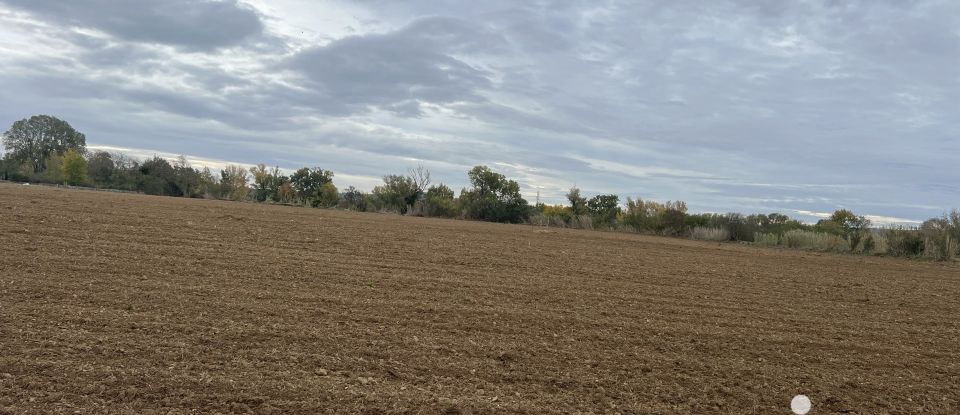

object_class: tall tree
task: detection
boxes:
[139,156,177,196]
[587,194,620,226]
[342,186,367,211]
[372,174,417,213]
[220,165,250,201]
[566,187,588,216]
[290,167,334,206]
[172,156,202,197]
[86,151,115,186]
[61,149,87,186]
[2,115,86,173]
[459,165,530,223]
[423,184,458,218]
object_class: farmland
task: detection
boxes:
[0,182,958,414]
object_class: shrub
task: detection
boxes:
[816,209,871,251]
[569,215,593,230]
[528,214,550,227]
[527,213,564,227]
[754,232,780,247]
[782,230,849,252]
[690,227,730,241]
[869,232,888,255]
[883,227,924,257]
[422,184,459,218]
[534,204,572,226]
[341,186,367,211]
[686,212,808,242]
[920,218,957,261]
[314,182,339,208]
[621,198,688,235]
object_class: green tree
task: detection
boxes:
[621,198,688,235]
[220,164,250,201]
[198,167,219,198]
[371,166,431,214]
[249,164,290,202]
[249,164,273,202]
[139,156,177,196]
[587,194,620,227]
[566,187,588,216]
[172,156,203,197]
[61,149,87,186]
[86,151,115,186]
[2,115,86,173]
[372,174,418,213]
[342,186,367,211]
[817,209,871,250]
[423,184,458,218]
[459,165,530,223]
[315,182,339,208]
[0,154,29,181]
[42,153,64,183]
[290,167,334,205]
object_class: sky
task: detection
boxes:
[0,0,957,224]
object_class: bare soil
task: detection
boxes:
[1,182,958,414]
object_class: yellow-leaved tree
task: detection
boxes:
[61,149,87,186]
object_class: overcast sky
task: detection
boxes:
[1,0,957,223]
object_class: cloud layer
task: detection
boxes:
[1,0,957,223]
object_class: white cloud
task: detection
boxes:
[794,209,923,226]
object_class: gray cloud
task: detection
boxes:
[0,0,264,49]
[287,16,502,116]
[0,0,957,222]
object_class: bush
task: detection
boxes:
[421,184,458,218]
[459,166,530,223]
[528,212,567,227]
[885,227,924,257]
[341,186,367,211]
[313,182,339,208]
[919,218,956,260]
[621,198,688,235]
[569,215,593,230]
[869,232,888,255]
[372,174,417,213]
[688,212,808,242]
[782,230,849,252]
[0,155,30,181]
[690,227,730,241]
[532,204,572,226]
[754,232,780,247]
[528,214,550,227]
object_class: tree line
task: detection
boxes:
[3,115,958,261]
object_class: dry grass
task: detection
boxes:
[781,229,849,252]
[753,232,780,247]
[689,226,730,241]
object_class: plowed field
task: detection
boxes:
[1,182,957,414]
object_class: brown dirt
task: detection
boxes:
[0,182,958,414]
